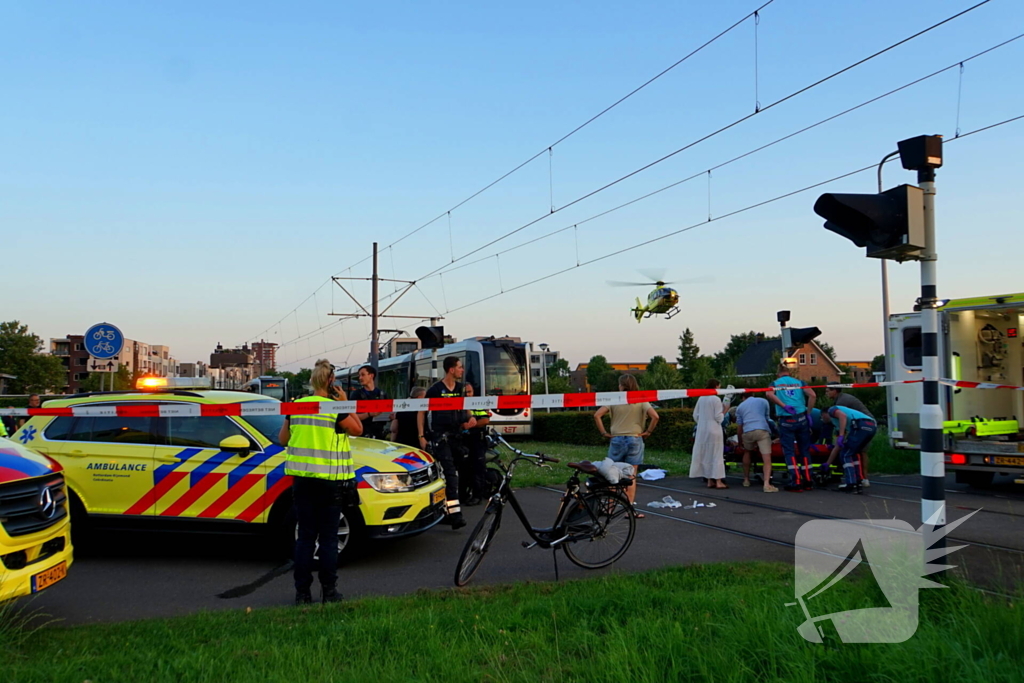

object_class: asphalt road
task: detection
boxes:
[24,472,1024,625]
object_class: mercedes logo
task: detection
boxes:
[38,487,56,520]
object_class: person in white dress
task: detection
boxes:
[689,379,728,488]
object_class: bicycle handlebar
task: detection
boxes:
[493,434,560,465]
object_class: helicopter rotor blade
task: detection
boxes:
[607,280,655,287]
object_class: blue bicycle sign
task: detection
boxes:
[84,323,124,359]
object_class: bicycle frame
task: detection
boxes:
[485,437,616,550]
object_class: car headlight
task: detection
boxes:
[362,472,416,493]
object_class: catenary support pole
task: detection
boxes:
[370,242,379,369]
[430,317,439,384]
[917,167,945,533]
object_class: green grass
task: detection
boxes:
[502,441,690,488]
[508,437,918,488]
[3,563,1020,682]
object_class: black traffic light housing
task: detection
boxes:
[782,326,821,355]
[898,134,942,171]
[814,184,925,261]
[415,326,445,349]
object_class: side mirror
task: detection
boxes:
[219,434,252,456]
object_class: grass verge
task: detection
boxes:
[501,441,690,488]
[3,563,1021,682]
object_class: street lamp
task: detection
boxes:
[539,343,550,411]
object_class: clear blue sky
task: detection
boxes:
[3,0,1023,372]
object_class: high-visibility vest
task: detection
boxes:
[284,396,354,481]
[470,409,490,418]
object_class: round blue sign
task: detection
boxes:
[84,323,124,359]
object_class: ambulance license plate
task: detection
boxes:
[31,562,67,593]
[431,488,445,506]
[994,457,1024,466]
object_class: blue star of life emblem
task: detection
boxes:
[19,426,37,444]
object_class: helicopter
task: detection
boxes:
[608,270,709,323]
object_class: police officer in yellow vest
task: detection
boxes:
[278,359,362,605]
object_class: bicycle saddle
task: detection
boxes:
[567,461,599,474]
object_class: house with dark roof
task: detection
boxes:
[734,340,843,383]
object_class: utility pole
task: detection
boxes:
[877,150,900,383]
[330,245,437,369]
[370,242,379,369]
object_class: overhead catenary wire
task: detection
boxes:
[433,113,1024,317]
[407,0,996,286]
[396,31,1023,288]
[253,1,776,339]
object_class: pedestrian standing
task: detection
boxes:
[827,404,877,494]
[735,394,777,492]
[425,356,476,529]
[593,374,658,513]
[767,364,816,492]
[350,365,388,439]
[690,379,728,489]
[389,386,427,448]
[278,359,362,605]
[461,383,491,506]
[16,394,40,430]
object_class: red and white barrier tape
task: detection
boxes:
[0,378,925,418]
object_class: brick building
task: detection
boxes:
[252,341,278,374]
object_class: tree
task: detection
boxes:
[0,321,67,393]
[639,355,682,391]
[79,364,133,392]
[546,358,570,381]
[286,368,312,398]
[817,341,837,362]
[871,354,886,371]
[585,355,618,392]
[676,328,701,386]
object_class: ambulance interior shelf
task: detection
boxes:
[946,306,1024,439]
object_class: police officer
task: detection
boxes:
[425,356,475,529]
[278,359,362,605]
[767,363,817,492]
[461,383,491,506]
[350,365,388,439]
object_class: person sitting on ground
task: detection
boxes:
[593,374,658,517]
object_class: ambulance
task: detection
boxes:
[0,436,72,600]
[887,292,1024,486]
[11,378,446,558]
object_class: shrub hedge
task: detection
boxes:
[533,407,699,451]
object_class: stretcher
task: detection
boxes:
[724,442,847,485]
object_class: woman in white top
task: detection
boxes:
[690,378,728,488]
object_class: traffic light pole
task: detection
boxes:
[917,170,946,531]
[877,150,900,384]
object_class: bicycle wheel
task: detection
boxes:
[454,501,503,586]
[562,490,635,569]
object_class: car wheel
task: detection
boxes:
[270,498,365,564]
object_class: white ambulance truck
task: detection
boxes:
[888,292,1024,487]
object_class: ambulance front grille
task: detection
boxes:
[0,475,68,537]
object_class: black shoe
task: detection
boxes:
[801,481,814,491]
[783,484,803,492]
[321,587,343,604]
[448,512,467,529]
[464,496,482,507]
[837,483,862,494]
[295,590,312,605]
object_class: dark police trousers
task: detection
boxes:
[431,433,461,516]
[460,430,488,500]
[293,476,345,592]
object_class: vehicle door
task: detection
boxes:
[152,415,271,521]
[46,413,158,515]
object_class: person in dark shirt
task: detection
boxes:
[425,356,476,529]
[390,386,427,448]
[460,383,491,506]
[349,366,388,439]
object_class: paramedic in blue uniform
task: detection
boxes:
[827,404,877,493]
[767,363,817,491]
